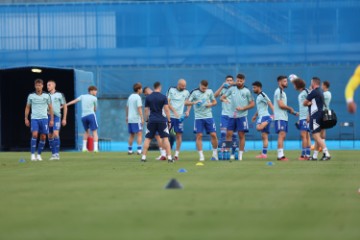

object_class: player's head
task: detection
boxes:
[199,80,208,92]
[322,80,330,91]
[47,80,56,92]
[252,81,262,94]
[153,81,161,91]
[177,79,186,91]
[34,79,44,92]
[133,82,142,94]
[311,77,321,89]
[143,86,152,96]
[88,85,98,96]
[277,75,288,88]
[292,78,306,91]
[236,73,245,88]
[225,75,234,84]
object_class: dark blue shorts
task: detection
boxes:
[82,114,98,131]
[170,118,184,133]
[256,116,272,133]
[310,114,322,134]
[220,115,230,130]
[227,117,249,132]
[299,119,310,132]
[48,115,61,133]
[146,122,169,138]
[128,123,143,134]
[275,120,288,133]
[194,118,216,134]
[31,119,49,134]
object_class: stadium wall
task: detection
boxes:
[0,1,359,144]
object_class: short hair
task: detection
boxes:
[292,78,306,90]
[200,80,208,87]
[237,73,245,79]
[88,85,97,92]
[252,81,262,88]
[225,75,233,80]
[47,79,56,84]
[277,75,287,81]
[312,76,321,85]
[34,79,43,84]
[133,82,142,92]
[153,81,161,89]
[323,80,330,88]
[143,86,150,93]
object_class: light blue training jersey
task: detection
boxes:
[76,94,97,117]
[323,91,332,110]
[224,86,253,118]
[127,93,142,123]
[273,87,288,121]
[188,88,215,119]
[27,92,52,119]
[167,87,190,119]
[50,92,66,117]
[220,88,233,116]
[298,89,309,120]
[256,91,271,118]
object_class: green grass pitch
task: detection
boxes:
[0,150,360,240]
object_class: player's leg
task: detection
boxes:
[194,119,205,161]
[225,118,235,154]
[299,130,308,160]
[81,116,90,152]
[319,129,326,151]
[136,130,143,155]
[92,129,99,152]
[155,134,166,160]
[48,115,55,157]
[173,118,183,160]
[158,122,172,162]
[261,132,269,157]
[36,119,49,161]
[220,115,228,145]
[52,130,61,159]
[128,132,135,154]
[256,117,270,158]
[141,122,155,162]
[204,118,218,160]
[30,119,40,161]
[306,131,311,157]
[236,117,249,161]
[276,120,288,160]
[312,117,330,160]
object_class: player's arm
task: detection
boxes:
[167,98,179,118]
[144,107,150,122]
[205,99,217,108]
[278,99,294,113]
[303,91,313,106]
[214,84,225,98]
[24,104,31,127]
[164,105,171,122]
[185,104,192,117]
[48,103,54,127]
[267,101,274,113]
[66,98,80,107]
[62,103,68,126]
[125,106,129,123]
[137,106,144,125]
[185,94,201,106]
[236,100,255,111]
[251,111,258,122]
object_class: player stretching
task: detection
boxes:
[186,80,218,161]
[273,75,297,161]
[47,80,67,160]
[167,79,191,160]
[292,78,311,160]
[126,83,144,155]
[303,77,331,160]
[251,81,274,159]
[67,86,99,152]
[214,75,237,154]
[141,82,173,162]
[221,74,254,160]
[321,80,332,150]
[25,79,54,161]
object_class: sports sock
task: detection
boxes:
[141,155,146,160]
[313,150,319,159]
[49,138,55,154]
[323,147,330,157]
[54,137,60,155]
[220,131,226,144]
[31,138,37,154]
[82,140,87,151]
[38,141,45,155]
[232,133,237,153]
[262,148,267,155]
[128,146,132,152]
[175,151,179,157]
[198,150,204,158]
[94,142,98,151]
[239,151,243,160]
[277,149,284,158]
[137,146,142,153]
[212,148,217,156]
[306,146,311,156]
[301,148,306,156]
[161,149,166,157]
[167,155,172,160]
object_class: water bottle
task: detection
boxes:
[218,150,223,160]
[223,83,230,89]
[179,113,185,123]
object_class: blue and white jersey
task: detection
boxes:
[256,91,271,118]
[27,92,52,119]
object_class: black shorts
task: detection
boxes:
[310,113,322,134]
[145,122,169,139]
